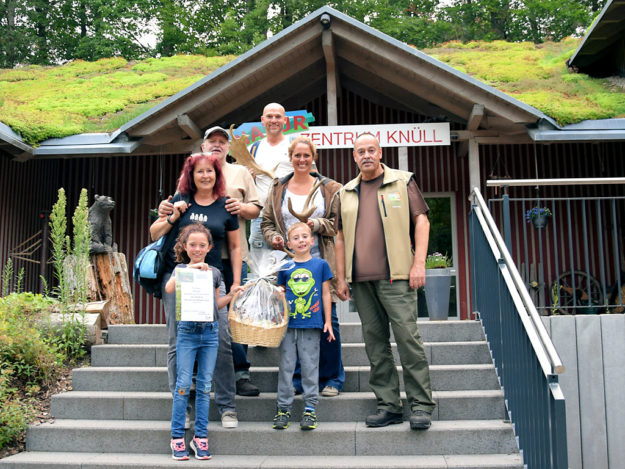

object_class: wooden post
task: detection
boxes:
[89,252,134,326]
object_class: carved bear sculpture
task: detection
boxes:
[88,194,117,254]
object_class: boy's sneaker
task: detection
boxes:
[170,438,189,461]
[272,409,291,430]
[190,435,212,460]
[300,410,318,430]
[221,411,238,428]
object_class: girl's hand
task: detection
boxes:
[323,322,336,342]
[230,285,245,297]
[173,200,190,213]
[188,262,209,271]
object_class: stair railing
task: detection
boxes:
[469,187,568,469]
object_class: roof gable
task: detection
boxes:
[568,0,625,77]
[117,6,549,155]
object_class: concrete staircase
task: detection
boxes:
[1,320,522,468]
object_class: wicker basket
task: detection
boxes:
[228,291,289,347]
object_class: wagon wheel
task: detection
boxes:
[550,270,604,315]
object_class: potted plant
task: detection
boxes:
[424,252,455,320]
[525,206,552,229]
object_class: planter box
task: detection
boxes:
[425,268,456,320]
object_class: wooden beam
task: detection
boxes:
[468,138,480,191]
[176,114,202,139]
[322,30,339,126]
[466,104,484,131]
[453,130,499,140]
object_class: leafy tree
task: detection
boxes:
[0,0,610,66]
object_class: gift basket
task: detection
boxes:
[228,250,293,347]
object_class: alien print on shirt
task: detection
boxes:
[278,257,333,330]
[287,268,318,319]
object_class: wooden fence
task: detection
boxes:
[541,314,625,469]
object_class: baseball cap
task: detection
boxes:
[203,126,229,140]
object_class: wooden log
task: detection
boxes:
[90,252,134,326]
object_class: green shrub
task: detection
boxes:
[0,293,61,385]
[0,368,34,449]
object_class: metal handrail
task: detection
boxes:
[471,187,565,375]
[487,177,625,187]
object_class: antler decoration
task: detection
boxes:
[287,180,322,223]
[282,180,322,258]
[228,125,275,180]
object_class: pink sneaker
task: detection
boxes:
[170,437,189,460]
[190,435,212,460]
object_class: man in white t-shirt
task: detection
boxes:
[248,103,293,258]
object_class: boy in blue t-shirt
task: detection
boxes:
[274,222,335,430]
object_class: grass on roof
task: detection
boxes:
[0,55,234,145]
[1,39,625,145]
[423,38,625,125]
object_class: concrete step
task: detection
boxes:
[90,341,493,368]
[51,390,506,421]
[0,451,524,468]
[71,364,500,392]
[106,320,486,345]
[24,420,518,456]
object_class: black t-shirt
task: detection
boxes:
[164,193,239,274]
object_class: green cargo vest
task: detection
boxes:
[340,164,414,283]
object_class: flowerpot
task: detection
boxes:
[425,268,455,320]
[531,213,550,229]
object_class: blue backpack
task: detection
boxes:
[133,195,189,298]
[133,234,171,298]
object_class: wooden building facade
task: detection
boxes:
[1,7,624,323]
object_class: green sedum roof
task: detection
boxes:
[423,38,625,126]
[0,55,234,145]
[1,39,624,145]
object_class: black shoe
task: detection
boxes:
[409,410,432,430]
[365,409,403,427]
[236,378,260,396]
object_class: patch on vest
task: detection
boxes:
[388,192,402,208]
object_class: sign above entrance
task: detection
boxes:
[299,123,450,149]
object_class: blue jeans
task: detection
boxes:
[222,261,251,381]
[171,321,219,438]
[293,302,344,392]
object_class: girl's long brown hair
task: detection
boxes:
[174,223,213,263]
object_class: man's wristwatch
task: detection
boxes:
[166,214,175,225]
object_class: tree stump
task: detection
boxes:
[89,252,134,326]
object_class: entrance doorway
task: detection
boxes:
[418,193,458,318]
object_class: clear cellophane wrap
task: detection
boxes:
[229,250,294,328]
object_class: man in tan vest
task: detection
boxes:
[335,133,436,430]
